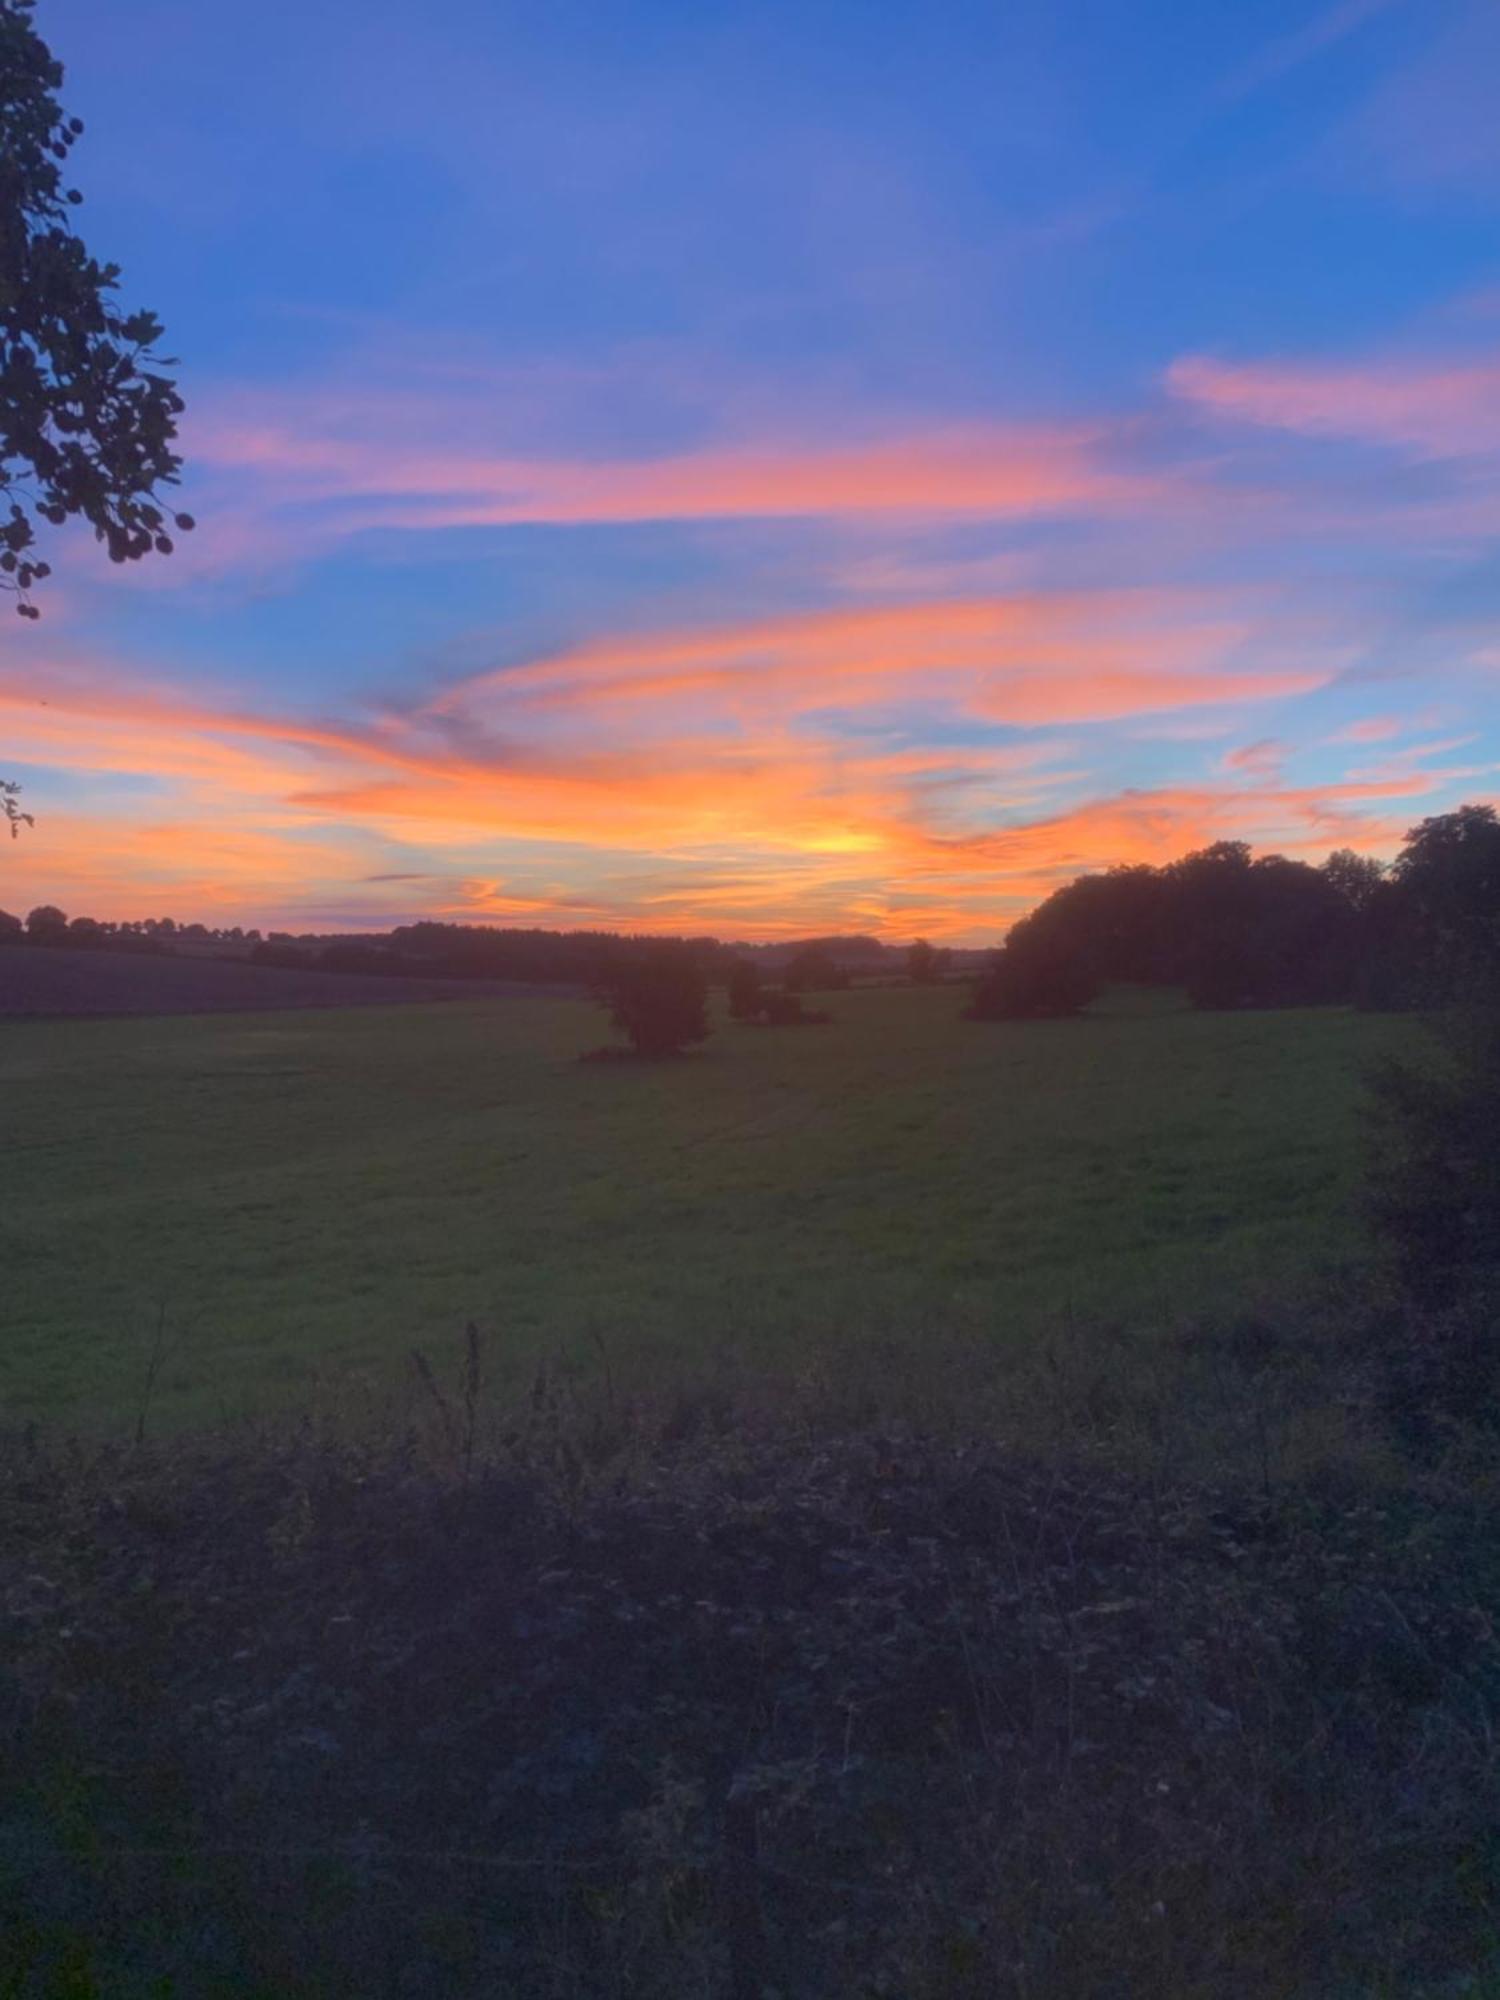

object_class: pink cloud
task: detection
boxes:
[1222,738,1287,778]
[190,413,1168,536]
[1167,351,1500,457]
[430,589,1329,732]
[1332,715,1404,743]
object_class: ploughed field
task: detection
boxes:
[0,986,1409,1426]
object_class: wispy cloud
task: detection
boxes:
[1216,0,1405,104]
[1168,350,1500,458]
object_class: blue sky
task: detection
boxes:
[2,0,1497,937]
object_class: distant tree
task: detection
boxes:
[906,938,948,985]
[756,989,832,1026]
[66,913,101,944]
[597,939,710,1058]
[2,777,31,835]
[0,905,21,940]
[24,900,65,942]
[784,945,849,993]
[1,0,193,618]
[726,956,762,1020]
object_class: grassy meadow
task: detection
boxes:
[0,985,1410,1427]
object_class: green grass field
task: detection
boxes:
[0,987,1410,1426]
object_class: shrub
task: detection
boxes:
[1364,988,1500,1445]
[1366,991,1500,1305]
[967,942,1099,1019]
[906,938,947,985]
[757,989,831,1026]
[596,939,710,1058]
[3,1402,1499,1999]
[726,956,762,1019]
[783,946,849,993]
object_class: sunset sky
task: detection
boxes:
[3,0,1498,941]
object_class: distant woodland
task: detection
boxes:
[4,803,1496,1014]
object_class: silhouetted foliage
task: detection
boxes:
[755,988,832,1026]
[726,955,763,1019]
[1390,805,1500,1001]
[1363,983,1500,1451]
[6,1391,1500,1998]
[0,904,20,940]
[969,807,1500,1020]
[23,900,64,942]
[1,0,194,617]
[784,945,851,993]
[1367,990,1500,1306]
[2,776,30,835]
[596,938,710,1058]
[1323,847,1386,913]
[966,926,1100,1020]
[906,937,948,985]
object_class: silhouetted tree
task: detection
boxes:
[597,939,710,1058]
[24,901,65,942]
[1390,805,1500,999]
[906,938,947,985]
[726,956,762,1020]
[1322,847,1385,912]
[756,989,832,1026]
[1,0,193,619]
[784,945,850,993]
[0,905,21,940]
[966,826,1440,1020]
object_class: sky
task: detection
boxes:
[2,0,1498,942]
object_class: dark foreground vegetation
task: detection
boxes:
[5,1300,1500,2000]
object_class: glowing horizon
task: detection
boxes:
[3,0,1497,944]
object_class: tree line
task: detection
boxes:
[0,907,258,950]
[969,805,1500,1020]
[0,906,952,989]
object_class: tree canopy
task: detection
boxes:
[595,939,711,1058]
[1,0,192,617]
[968,806,1500,1020]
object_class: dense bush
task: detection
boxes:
[784,945,851,993]
[905,938,948,985]
[965,929,1099,1019]
[754,989,832,1026]
[1367,996,1500,1303]
[725,956,763,1019]
[595,939,711,1058]
[2,1384,1498,1999]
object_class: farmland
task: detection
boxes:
[0,985,1409,1427]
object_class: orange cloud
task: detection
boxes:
[431,590,1329,730]
[0,608,1477,942]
